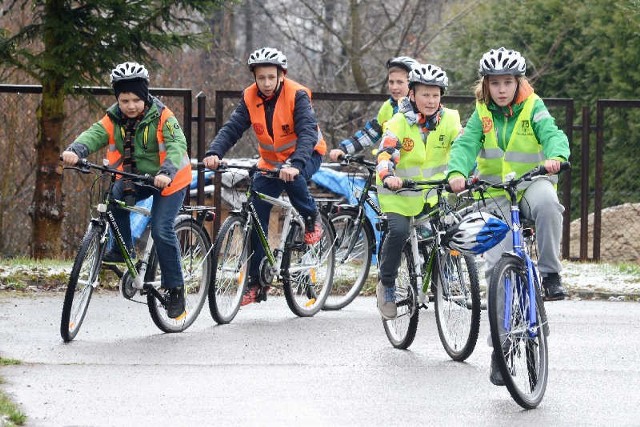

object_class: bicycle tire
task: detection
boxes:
[147,216,212,333]
[433,250,481,361]
[324,210,374,310]
[60,223,105,342]
[488,255,549,409]
[383,244,419,349]
[208,214,251,324]
[282,212,335,317]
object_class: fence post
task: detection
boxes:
[580,107,590,260]
[196,92,206,207]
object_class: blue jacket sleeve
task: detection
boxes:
[288,90,318,170]
[205,96,252,158]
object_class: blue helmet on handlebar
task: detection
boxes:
[444,212,509,255]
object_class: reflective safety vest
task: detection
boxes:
[101,106,191,196]
[476,94,551,198]
[377,99,396,130]
[244,79,327,170]
[377,108,461,216]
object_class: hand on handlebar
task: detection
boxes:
[203,155,221,170]
[61,151,79,167]
[279,166,300,182]
[154,174,172,189]
[329,149,345,162]
[448,176,467,193]
[544,159,562,175]
[383,176,403,190]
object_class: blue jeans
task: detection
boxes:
[378,213,411,288]
[249,152,322,282]
[110,179,186,289]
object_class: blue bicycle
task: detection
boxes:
[465,162,570,409]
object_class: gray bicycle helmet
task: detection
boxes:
[248,47,288,71]
[110,62,149,84]
[408,63,449,90]
[478,47,526,76]
[444,212,509,255]
[386,56,419,73]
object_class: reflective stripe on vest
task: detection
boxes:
[244,79,326,170]
[102,106,191,196]
[476,94,547,198]
[377,108,460,216]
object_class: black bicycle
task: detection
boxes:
[326,154,382,310]
[60,159,213,342]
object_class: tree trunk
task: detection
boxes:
[349,0,368,93]
[31,78,65,259]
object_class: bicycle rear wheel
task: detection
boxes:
[383,244,419,349]
[60,223,105,342]
[208,214,250,324]
[324,210,373,310]
[147,216,212,333]
[488,255,549,409]
[433,249,481,361]
[282,213,335,317]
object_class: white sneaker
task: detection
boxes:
[376,281,397,320]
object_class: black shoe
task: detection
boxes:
[103,250,125,264]
[490,351,505,387]
[166,287,186,319]
[542,273,567,301]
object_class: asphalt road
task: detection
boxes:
[1,292,639,426]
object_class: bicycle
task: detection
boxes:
[465,162,570,409]
[380,178,481,361]
[60,159,213,342]
[326,154,382,310]
[208,163,335,322]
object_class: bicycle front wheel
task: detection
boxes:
[147,216,212,333]
[60,223,105,342]
[208,214,250,324]
[282,213,335,317]
[488,255,549,409]
[324,211,373,310]
[433,249,481,361]
[383,244,419,349]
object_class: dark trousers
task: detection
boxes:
[249,152,322,282]
[110,179,186,289]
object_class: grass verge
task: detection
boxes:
[0,357,26,426]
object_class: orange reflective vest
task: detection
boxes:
[101,106,191,196]
[244,79,326,170]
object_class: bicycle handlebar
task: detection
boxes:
[63,158,156,186]
[339,153,376,169]
[466,161,571,193]
[214,162,281,178]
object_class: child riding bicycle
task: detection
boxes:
[329,56,418,161]
[375,63,461,320]
[203,47,327,306]
[61,61,191,319]
[446,47,570,385]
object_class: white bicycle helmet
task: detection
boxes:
[110,62,149,83]
[478,47,526,76]
[386,56,419,73]
[408,63,449,90]
[444,212,509,255]
[248,47,288,71]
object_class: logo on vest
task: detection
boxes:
[401,138,414,152]
[482,117,493,134]
[253,123,265,135]
[281,124,293,136]
[517,120,533,136]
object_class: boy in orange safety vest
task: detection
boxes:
[204,47,326,306]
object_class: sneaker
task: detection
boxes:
[166,287,186,319]
[490,351,506,386]
[376,281,397,320]
[241,285,261,306]
[542,273,567,301]
[304,215,323,245]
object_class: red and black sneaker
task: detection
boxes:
[304,216,323,245]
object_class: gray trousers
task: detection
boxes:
[378,212,411,288]
[481,177,564,280]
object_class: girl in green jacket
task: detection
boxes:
[446,47,570,385]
